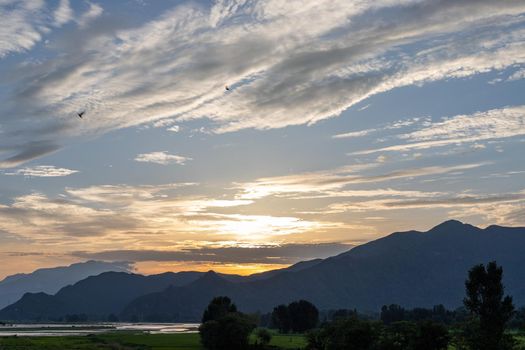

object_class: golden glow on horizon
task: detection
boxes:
[134,261,290,276]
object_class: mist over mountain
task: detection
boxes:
[2,221,525,322]
[0,260,133,309]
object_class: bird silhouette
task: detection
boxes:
[225,85,230,91]
[77,111,85,119]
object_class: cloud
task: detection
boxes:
[76,2,103,27]
[0,1,47,58]
[134,151,192,165]
[333,129,377,139]
[4,165,78,177]
[71,243,352,265]
[0,182,341,250]
[0,141,61,168]
[1,1,524,165]
[323,190,525,214]
[333,116,429,139]
[54,0,73,26]
[235,162,487,200]
[507,67,525,81]
[353,106,525,154]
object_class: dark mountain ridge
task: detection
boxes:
[121,220,525,320]
[2,220,525,322]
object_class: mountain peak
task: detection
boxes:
[430,219,471,232]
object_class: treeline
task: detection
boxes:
[198,261,522,350]
[304,261,518,350]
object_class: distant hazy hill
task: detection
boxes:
[0,271,205,320]
[0,260,132,309]
[3,221,525,322]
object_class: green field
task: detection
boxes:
[2,330,522,350]
[0,331,306,350]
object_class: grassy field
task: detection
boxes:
[1,330,522,350]
[0,331,307,350]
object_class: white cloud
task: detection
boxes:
[1,0,524,166]
[235,162,486,200]
[353,106,525,154]
[167,125,180,133]
[4,165,78,177]
[0,1,47,57]
[134,151,191,165]
[333,129,377,139]
[507,67,525,81]
[76,2,103,27]
[54,0,73,26]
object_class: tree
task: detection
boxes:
[288,300,319,332]
[202,296,238,323]
[254,328,272,348]
[271,304,291,333]
[379,321,416,350]
[199,312,256,350]
[307,317,379,350]
[463,261,515,350]
[199,297,255,350]
[380,304,406,325]
[412,321,449,350]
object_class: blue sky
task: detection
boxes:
[0,0,524,277]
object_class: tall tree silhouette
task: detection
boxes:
[464,261,515,350]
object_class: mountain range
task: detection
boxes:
[1,220,524,322]
[0,260,132,309]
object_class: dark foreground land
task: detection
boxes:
[0,331,307,350]
[0,331,524,350]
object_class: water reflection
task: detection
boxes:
[0,323,200,337]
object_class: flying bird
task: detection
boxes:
[225,85,230,91]
[77,111,85,119]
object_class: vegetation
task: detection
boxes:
[199,296,256,350]
[272,300,319,333]
[253,328,272,347]
[462,261,516,350]
[201,296,238,323]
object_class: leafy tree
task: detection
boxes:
[378,321,416,350]
[412,321,449,350]
[202,296,238,323]
[254,328,272,347]
[288,300,319,332]
[199,312,256,350]
[271,304,291,333]
[463,261,515,350]
[307,317,379,350]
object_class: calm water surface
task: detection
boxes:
[0,323,199,337]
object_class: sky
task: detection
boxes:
[0,0,524,278]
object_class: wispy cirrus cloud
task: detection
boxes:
[353,106,525,154]
[1,1,524,166]
[134,151,191,165]
[4,165,78,177]
[319,190,525,213]
[235,162,488,200]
